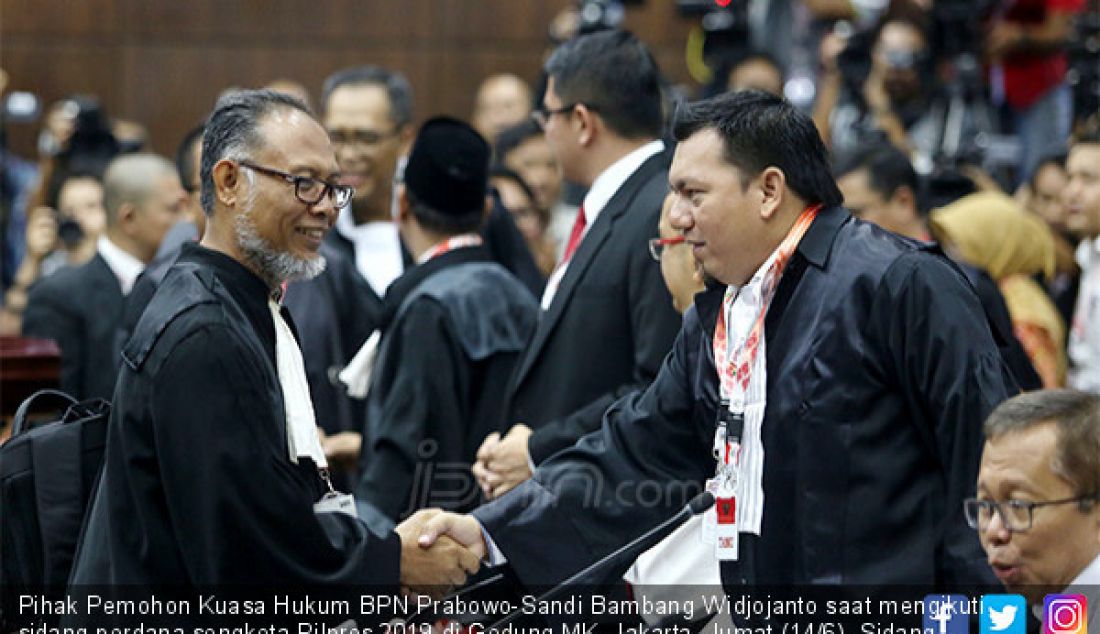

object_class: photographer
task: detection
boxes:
[1,172,106,334]
[985,0,1084,184]
[814,16,940,172]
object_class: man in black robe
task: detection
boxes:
[417,91,1016,593]
[354,117,538,523]
[66,90,479,612]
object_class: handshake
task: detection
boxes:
[395,509,489,598]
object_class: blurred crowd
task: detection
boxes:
[4,0,1098,389]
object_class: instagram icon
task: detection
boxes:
[1044,595,1088,634]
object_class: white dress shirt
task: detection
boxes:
[539,140,665,310]
[334,207,404,296]
[96,235,144,296]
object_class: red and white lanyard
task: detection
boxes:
[708,203,820,558]
[420,233,483,263]
[712,204,819,416]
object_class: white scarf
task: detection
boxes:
[268,300,327,467]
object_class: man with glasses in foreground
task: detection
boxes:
[67,90,479,612]
[969,389,1100,623]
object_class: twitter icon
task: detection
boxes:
[982,595,1027,634]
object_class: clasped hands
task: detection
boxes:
[472,423,533,500]
[395,509,488,599]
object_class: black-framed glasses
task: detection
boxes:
[327,127,400,148]
[963,495,1099,533]
[239,161,353,207]
[531,103,598,128]
[648,235,686,261]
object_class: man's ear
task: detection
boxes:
[575,104,598,147]
[213,159,241,208]
[758,166,786,220]
[891,185,919,222]
[116,201,138,235]
[394,183,411,224]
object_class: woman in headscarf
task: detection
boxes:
[930,191,1066,388]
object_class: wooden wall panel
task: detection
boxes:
[1,0,699,159]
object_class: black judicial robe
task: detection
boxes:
[67,243,400,592]
[474,206,1015,588]
[356,246,538,521]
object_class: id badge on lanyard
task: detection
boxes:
[706,400,744,561]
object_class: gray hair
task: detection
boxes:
[984,389,1100,498]
[320,65,413,128]
[102,153,177,226]
[199,89,312,217]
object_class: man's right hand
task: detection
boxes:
[395,509,480,598]
[418,512,487,561]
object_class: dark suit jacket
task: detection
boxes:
[23,253,125,401]
[476,206,1014,588]
[505,151,682,464]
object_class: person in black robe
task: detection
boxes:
[415,91,1016,596]
[65,90,479,624]
[353,118,538,524]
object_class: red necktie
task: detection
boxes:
[561,205,587,264]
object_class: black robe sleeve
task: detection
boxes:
[474,316,712,586]
[147,323,401,586]
[869,251,1015,585]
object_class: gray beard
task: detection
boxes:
[234,203,326,289]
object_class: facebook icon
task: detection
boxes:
[925,595,971,634]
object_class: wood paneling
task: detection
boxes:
[1,0,698,159]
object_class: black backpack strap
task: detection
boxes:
[33,399,110,587]
[11,390,77,437]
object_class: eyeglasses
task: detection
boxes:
[648,235,686,261]
[327,128,400,148]
[239,161,353,208]
[531,103,597,128]
[963,495,1098,533]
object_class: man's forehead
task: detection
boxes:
[670,130,724,179]
[324,84,393,124]
[255,112,339,173]
[1068,144,1100,170]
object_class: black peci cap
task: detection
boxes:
[404,116,491,217]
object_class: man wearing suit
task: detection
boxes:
[474,30,682,499]
[23,153,186,400]
[424,91,1015,593]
